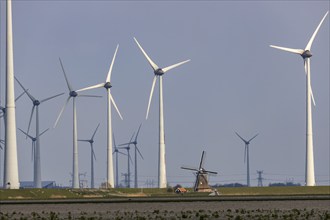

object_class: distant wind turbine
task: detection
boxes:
[270,11,329,186]
[119,124,144,188]
[18,128,48,186]
[235,132,258,187]
[118,133,134,188]
[134,37,190,188]
[54,58,101,189]
[112,133,126,188]
[76,45,123,188]
[15,77,63,188]
[78,123,100,189]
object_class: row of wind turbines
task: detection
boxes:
[2,0,328,189]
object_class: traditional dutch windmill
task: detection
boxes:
[181,151,217,192]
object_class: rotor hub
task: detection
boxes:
[33,100,40,106]
[154,68,164,76]
[70,91,78,97]
[301,50,312,59]
[104,82,112,89]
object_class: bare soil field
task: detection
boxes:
[1,199,329,219]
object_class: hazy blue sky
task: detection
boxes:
[0,1,329,188]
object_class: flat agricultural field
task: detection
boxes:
[0,186,329,219]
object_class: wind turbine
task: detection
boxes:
[4,0,19,188]
[133,37,190,188]
[118,133,134,188]
[235,132,258,187]
[181,151,217,192]
[15,77,63,188]
[112,133,126,188]
[78,123,100,189]
[18,128,48,187]
[54,58,101,189]
[76,45,123,188]
[270,11,329,186]
[119,124,144,188]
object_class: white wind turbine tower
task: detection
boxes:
[235,132,258,187]
[76,45,123,188]
[15,77,63,188]
[134,37,190,188]
[4,0,19,189]
[270,11,329,186]
[78,123,100,189]
[54,58,101,189]
[18,128,48,186]
[112,133,126,188]
[119,124,144,188]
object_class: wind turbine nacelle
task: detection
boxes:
[154,68,165,76]
[33,100,40,106]
[104,82,112,89]
[70,91,78,97]
[301,50,312,59]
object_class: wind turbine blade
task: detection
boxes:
[18,128,34,140]
[248,133,259,142]
[92,146,96,161]
[129,154,133,164]
[40,93,64,103]
[146,76,157,119]
[14,77,35,102]
[15,89,28,102]
[106,44,119,83]
[118,142,134,146]
[162,59,190,73]
[109,93,123,120]
[304,60,316,106]
[78,94,102,98]
[54,96,71,128]
[136,145,144,160]
[235,132,247,143]
[26,106,35,137]
[39,128,49,137]
[76,83,104,93]
[305,11,329,51]
[91,123,100,140]
[269,45,304,55]
[59,57,73,92]
[112,132,117,147]
[133,37,159,71]
[118,152,127,156]
[311,87,316,106]
[78,139,90,142]
[135,123,142,142]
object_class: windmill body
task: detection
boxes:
[270,11,328,186]
[118,133,135,188]
[77,45,123,188]
[78,123,99,189]
[15,78,63,188]
[134,37,190,188]
[235,132,258,187]
[54,58,100,189]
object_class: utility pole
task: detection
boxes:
[257,170,264,187]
